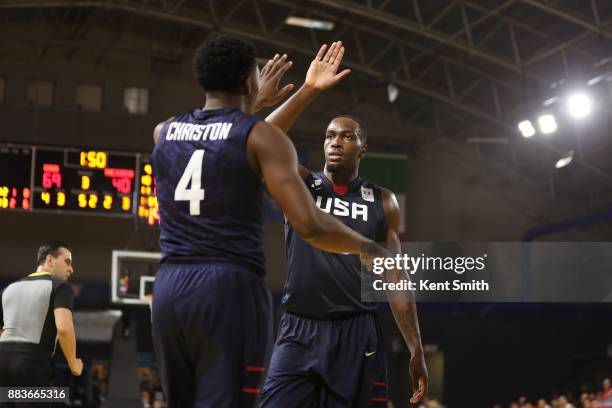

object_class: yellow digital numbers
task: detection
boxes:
[121,196,131,211]
[80,151,107,169]
[88,194,98,209]
[81,175,90,190]
[103,195,113,210]
[40,192,64,207]
[78,193,87,208]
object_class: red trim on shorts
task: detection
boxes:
[373,381,386,387]
[370,397,387,402]
[246,366,265,372]
[241,387,261,394]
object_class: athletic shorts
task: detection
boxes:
[261,312,387,408]
[152,260,273,408]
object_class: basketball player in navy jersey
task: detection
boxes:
[261,42,428,407]
[150,35,384,408]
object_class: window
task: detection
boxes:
[28,80,55,107]
[76,84,103,112]
[0,76,5,104]
[123,87,149,114]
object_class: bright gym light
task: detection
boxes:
[285,16,334,30]
[387,83,398,103]
[567,93,592,119]
[538,114,557,134]
[518,120,536,138]
[555,151,574,169]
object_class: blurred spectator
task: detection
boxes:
[599,378,612,407]
[559,395,576,408]
[581,392,591,408]
[538,398,552,408]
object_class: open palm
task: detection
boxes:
[305,41,351,91]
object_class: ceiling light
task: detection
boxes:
[538,114,557,134]
[567,93,592,119]
[285,16,335,30]
[518,120,536,138]
[555,150,574,169]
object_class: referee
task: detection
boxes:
[0,241,83,389]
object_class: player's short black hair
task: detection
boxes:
[331,115,368,144]
[36,241,71,266]
[192,34,257,93]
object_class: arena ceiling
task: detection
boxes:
[1,0,612,218]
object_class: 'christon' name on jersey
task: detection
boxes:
[165,122,233,142]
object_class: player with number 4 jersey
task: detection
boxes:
[150,35,382,408]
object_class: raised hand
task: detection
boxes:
[254,53,295,112]
[304,41,351,92]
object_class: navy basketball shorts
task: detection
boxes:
[151,261,273,408]
[261,312,387,408]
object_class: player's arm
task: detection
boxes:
[381,188,428,404]
[53,283,82,376]
[248,121,371,254]
[153,116,176,144]
[265,42,351,181]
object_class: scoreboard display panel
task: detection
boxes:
[33,148,136,214]
[0,143,157,224]
[137,157,160,226]
[0,145,32,210]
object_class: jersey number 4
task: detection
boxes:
[175,149,205,215]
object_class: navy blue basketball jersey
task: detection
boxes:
[151,107,265,274]
[282,171,387,319]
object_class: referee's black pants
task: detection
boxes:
[0,342,54,407]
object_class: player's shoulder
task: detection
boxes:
[377,186,400,216]
[359,179,398,208]
[378,186,397,201]
[249,120,292,147]
[153,115,178,144]
[359,178,387,197]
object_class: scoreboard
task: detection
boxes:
[0,144,159,226]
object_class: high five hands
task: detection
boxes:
[255,41,351,111]
[254,53,295,111]
[305,41,351,92]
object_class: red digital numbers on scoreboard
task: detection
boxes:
[104,168,135,195]
[42,163,62,189]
